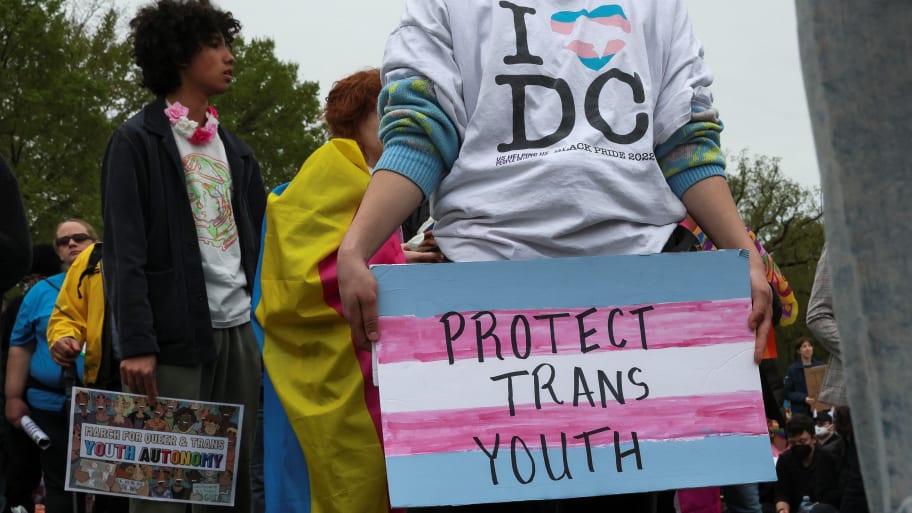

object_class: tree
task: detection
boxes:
[0,1,325,248]
[725,150,826,372]
[218,37,325,190]
[0,0,142,244]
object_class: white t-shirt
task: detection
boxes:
[383,0,714,260]
[172,128,250,328]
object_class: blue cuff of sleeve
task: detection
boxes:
[374,141,445,199]
[667,164,726,198]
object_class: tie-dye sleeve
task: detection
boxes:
[654,106,727,198]
[374,78,460,199]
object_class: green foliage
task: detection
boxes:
[218,37,325,191]
[0,1,325,246]
[0,0,144,243]
[725,150,827,373]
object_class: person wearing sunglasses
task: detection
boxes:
[5,218,96,513]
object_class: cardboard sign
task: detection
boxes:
[65,387,243,506]
[804,365,833,412]
[374,251,775,507]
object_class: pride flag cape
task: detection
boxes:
[681,220,799,331]
[252,139,405,513]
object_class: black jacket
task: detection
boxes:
[0,154,31,293]
[774,444,841,510]
[101,97,265,365]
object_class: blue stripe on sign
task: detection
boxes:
[374,250,750,318]
[385,434,774,507]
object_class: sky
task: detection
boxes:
[114,0,821,188]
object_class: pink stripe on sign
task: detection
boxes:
[382,391,765,457]
[379,299,751,365]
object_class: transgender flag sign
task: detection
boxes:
[373,251,776,507]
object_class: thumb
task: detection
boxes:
[362,304,380,344]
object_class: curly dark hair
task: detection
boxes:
[324,68,382,139]
[129,0,241,97]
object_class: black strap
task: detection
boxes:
[76,242,103,299]
[93,303,119,391]
[42,277,61,292]
[661,224,701,253]
[26,374,65,394]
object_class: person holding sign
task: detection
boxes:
[101,1,264,511]
[336,0,772,510]
[783,337,824,417]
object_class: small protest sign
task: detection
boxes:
[65,387,243,506]
[804,365,833,412]
[373,251,775,507]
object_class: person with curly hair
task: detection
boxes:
[100,1,265,511]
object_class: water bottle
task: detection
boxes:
[798,495,814,513]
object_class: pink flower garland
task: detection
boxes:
[164,102,219,145]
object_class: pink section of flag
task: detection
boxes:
[378,298,751,365]
[382,391,765,457]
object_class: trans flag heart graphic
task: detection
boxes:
[551,5,632,71]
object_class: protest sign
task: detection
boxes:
[804,365,833,412]
[374,251,775,507]
[65,387,243,506]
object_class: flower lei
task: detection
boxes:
[164,101,219,145]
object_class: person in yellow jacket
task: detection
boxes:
[47,242,111,387]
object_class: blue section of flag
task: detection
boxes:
[374,250,750,318]
[262,372,312,513]
[253,181,312,513]
[385,434,774,507]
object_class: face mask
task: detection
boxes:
[815,425,831,437]
[792,444,812,460]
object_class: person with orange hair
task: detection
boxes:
[252,68,440,513]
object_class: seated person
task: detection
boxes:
[814,411,840,449]
[774,414,841,513]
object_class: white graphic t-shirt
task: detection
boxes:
[383,0,712,260]
[172,129,250,328]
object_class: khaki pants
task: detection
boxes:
[129,323,261,513]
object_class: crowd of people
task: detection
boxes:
[0,0,871,513]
